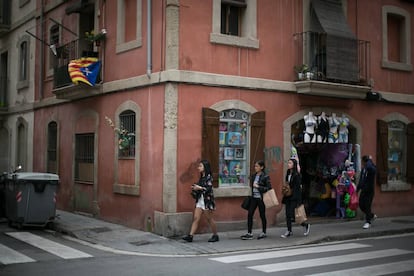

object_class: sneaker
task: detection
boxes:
[257,232,267,240]
[182,235,193,242]
[241,233,254,240]
[304,223,311,236]
[362,222,371,229]
[208,234,219,242]
[281,231,292,238]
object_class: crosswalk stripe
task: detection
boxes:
[209,243,371,263]
[248,249,413,273]
[6,232,93,259]
[306,259,414,276]
[0,243,36,264]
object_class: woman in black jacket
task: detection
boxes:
[281,158,310,238]
[183,160,219,243]
[241,160,271,240]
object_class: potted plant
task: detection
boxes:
[85,29,107,47]
[294,64,309,80]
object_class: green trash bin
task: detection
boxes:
[5,172,59,228]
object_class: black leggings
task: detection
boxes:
[247,197,267,233]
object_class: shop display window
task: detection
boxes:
[388,120,406,181]
[218,109,249,187]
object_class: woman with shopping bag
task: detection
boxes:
[281,158,311,238]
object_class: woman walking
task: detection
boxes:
[183,160,219,242]
[240,160,271,240]
[281,158,310,238]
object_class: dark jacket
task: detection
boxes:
[194,174,216,210]
[357,159,376,193]
[250,172,271,198]
[282,170,302,205]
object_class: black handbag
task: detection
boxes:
[241,196,251,210]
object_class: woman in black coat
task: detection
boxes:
[240,160,271,240]
[281,158,310,238]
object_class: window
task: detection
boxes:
[47,122,58,174]
[220,0,246,36]
[219,109,249,187]
[116,0,142,53]
[16,119,27,170]
[210,0,259,49]
[17,35,30,89]
[382,6,412,71]
[118,110,136,158]
[377,119,414,190]
[49,24,60,69]
[202,107,265,191]
[75,133,94,183]
[0,51,8,107]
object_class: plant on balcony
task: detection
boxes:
[85,29,107,46]
[105,116,135,151]
[294,64,310,80]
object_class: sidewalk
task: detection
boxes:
[53,210,414,257]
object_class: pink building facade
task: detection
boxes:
[25,0,414,236]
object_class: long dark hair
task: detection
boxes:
[200,159,212,178]
[286,158,299,181]
[255,160,265,171]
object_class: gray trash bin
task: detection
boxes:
[5,172,59,228]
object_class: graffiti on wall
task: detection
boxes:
[179,158,201,184]
[264,146,282,172]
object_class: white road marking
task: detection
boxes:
[306,259,414,276]
[6,232,92,259]
[248,249,412,273]
[0,243,36,264]
[209,242,371,263]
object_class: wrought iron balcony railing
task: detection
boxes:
[293,31,370,86]
[53,39,99,89]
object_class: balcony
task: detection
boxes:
[52,39,102,100]
[293,31,371,99]
[0,0,11,35]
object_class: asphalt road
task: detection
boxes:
[1,221,414,276]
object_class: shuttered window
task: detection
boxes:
[377,120,414,186]
[47,121,58,174]
[202,107,265,188]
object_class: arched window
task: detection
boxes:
[118,110,136,158]
[47,121,58,173]
[377,119,414,189]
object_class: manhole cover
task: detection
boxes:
[90,227,111,233]
[392,219,414,224]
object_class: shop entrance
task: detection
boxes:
[291,113,359,220]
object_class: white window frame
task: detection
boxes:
[210,0,259,49]
[113,100,141,196]
[381,113,411,192]
[116,0,143,54]
[382,6,412,71]
[17,36,30,90]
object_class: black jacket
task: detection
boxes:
[282,171,302,205]
[250,172,271,198]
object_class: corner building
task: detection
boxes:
[10,0,412,236]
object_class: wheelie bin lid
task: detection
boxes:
[7,172,59,182]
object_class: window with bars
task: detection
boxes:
[119,110,136,158]
[47,122,58,174]
[75,133,94,182]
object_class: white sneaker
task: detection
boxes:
[363,222,370,229]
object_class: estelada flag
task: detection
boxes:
[68,57,101,86]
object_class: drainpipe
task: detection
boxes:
[147,0,152,78]
[39,0,45,100]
